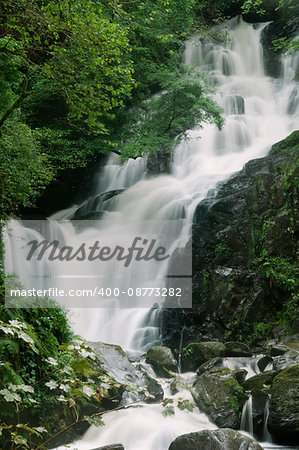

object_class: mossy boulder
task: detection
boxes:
[241,371,278,393]
[182,342,226,372]
[268,365,299,441]
[191,368,247,429]
[168,428,263,450]
[225,341,251,357]
[146,346,177,377]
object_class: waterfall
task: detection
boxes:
[263,397,273,443]
[4,16,298,450]
[241,395,254,436]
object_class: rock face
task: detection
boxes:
[268,365,299,442]
[168,428,263,450]
[181,342,226,372]
[162,131,299,348]
[146,345,178,377]
[191,368,246,429]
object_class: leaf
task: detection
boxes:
[17,384,34,393]
[0,389,21,402]
[82,385,95,397]
[84,416,105,427]
[45,380,58,390]
[46,357,58,366]
[162,406,175,417]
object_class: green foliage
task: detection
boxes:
[118,65,224,159]
[214,242,231,263]
[0,274,121,449]
[0,118,53,218]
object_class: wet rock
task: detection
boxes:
[225,341,251,357]
[88,341,141,385]
[162,131,299,348]
[273,349,299,371]
[191,368,246,429]
[232,369,247,384]
[257,355,273,372]
[268,365,299,442]
[146,345,177,377]
[241,371,278,393]
[168,428,263,450]
[196,357,223,375]
[142,373,164,402]
[269,344,290,357]
[251,390,269,437]
[71,190,124,219]
[91,445,125,450]
[181,342,226,372]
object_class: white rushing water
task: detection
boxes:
[4,16,299,450]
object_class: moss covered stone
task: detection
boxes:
[182,341,226,372]
[191,368,247,429]
[268,365,299,441]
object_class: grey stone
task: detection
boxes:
[168,428,263,450]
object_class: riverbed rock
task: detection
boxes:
[268,365,299,442]
[191,368,246,429]
[232,369,247,384]
[168,428,263,450]
[88,341,140,384]
[272,349,299,371]
[146,345,177,377]
[241,371,278,393]
[257,355,273,372]
[142,372,164,402]
[182,342,226,372]
[251,390,269,438]
[269,344,290,357]
[196,357,223,375]
[225,341,251,357]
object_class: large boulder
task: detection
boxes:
[168,428,263,450]
[182,342,226,372]
[268,365,299,442]
[191,368,246,429]
[146,346,177,377]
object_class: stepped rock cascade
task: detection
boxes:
[4,16,298,450]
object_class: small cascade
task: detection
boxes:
[241,395,254,436]
[263,397,273,443]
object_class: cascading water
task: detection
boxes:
[241,395,254,436]
[4,16,298,450]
